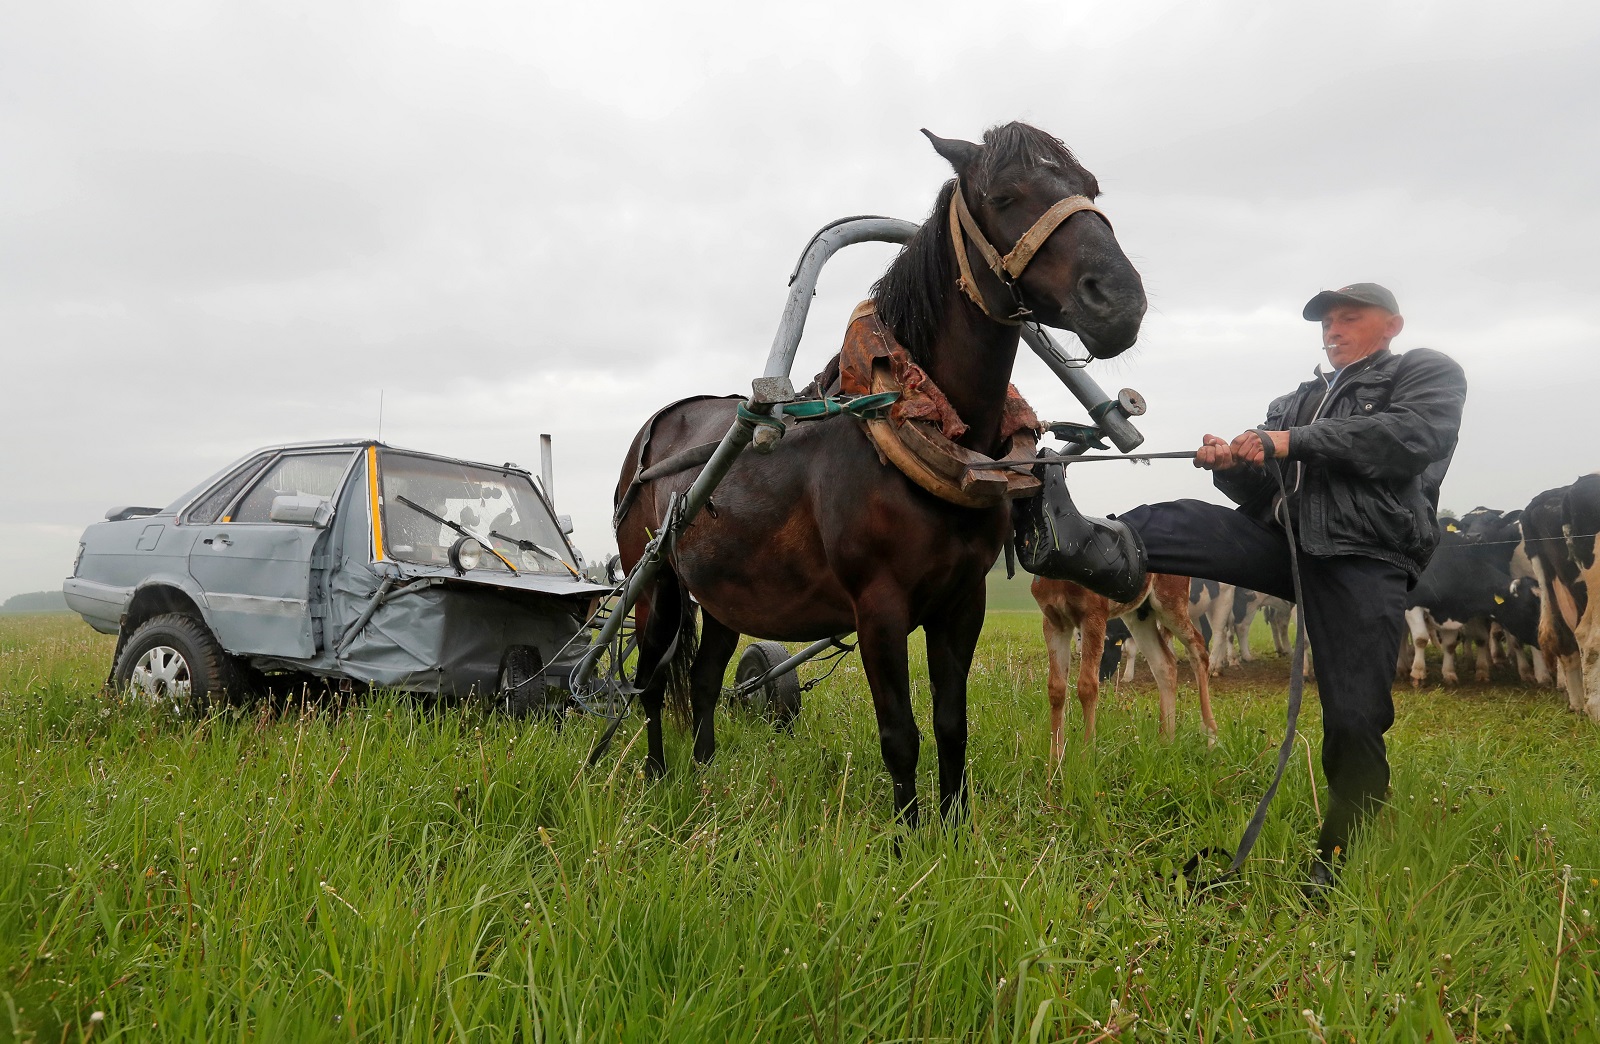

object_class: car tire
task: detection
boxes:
[113,613,241,713]
[499,645,563,720]
[735,640,802,730]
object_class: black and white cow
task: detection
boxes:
[1523,476,1600,721]
[1189,580,1294,676]
[1400,508,1547,687]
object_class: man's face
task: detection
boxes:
[1320,304,1404,369]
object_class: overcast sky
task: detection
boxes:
[3,0,1597,600]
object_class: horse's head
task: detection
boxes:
[924,123,1146,359]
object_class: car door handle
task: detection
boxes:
[205,534,232,547]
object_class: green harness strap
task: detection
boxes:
[736,391,900,432]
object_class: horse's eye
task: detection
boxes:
[987,195,1013,209]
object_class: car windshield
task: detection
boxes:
[379,451,575,574]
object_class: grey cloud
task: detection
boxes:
[2,0,1598,599]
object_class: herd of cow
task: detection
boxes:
[1030,473,1600,751]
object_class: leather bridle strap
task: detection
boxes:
[948,181,1110,324]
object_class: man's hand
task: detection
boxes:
[1194,434,1236,471]
[1230,429,1290,466]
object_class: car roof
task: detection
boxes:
[165,439,539,516]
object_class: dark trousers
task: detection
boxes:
[1117,499,1409,858]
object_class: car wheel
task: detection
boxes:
[113,613,240,713]
[735,640,801,730]
[499,645,562,719]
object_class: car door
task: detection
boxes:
[188,450,357,658]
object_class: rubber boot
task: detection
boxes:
[1012,450,1148,602]
[1306,792,1368,894]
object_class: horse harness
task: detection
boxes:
[948,180,1110,325]
[834,301,1041,508]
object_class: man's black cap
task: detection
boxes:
[1302,282,1399,321]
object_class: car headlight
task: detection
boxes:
[449,536,484,572]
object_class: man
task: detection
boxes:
[1016,283,1468,887]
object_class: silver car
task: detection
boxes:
[65,439,612,712]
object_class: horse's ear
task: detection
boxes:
[922,129,980,175]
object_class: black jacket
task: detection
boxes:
[1214,347,1467,581]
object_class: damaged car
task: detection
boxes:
[64,439,612,714]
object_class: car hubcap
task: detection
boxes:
[130,645,192,705]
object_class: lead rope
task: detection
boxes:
[1184,428,1309,893]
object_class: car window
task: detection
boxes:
[380,452,575,573]
[231,452,355,524]
[184,456,272,525]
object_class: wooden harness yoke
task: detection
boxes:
[837,301,1041,508]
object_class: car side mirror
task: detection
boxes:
[558,514,574,535]
[269,494,332,527]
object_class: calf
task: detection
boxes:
[1033,573,1216,758]
[1522,476,1600,720]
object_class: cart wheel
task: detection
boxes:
[735,641,802,730]
[499,646,562,720]
[112,612,242,714]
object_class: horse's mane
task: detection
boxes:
[871,122,1098,362]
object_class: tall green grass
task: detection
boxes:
[2,612,1597,1042]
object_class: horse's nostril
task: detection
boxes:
[1077,273,1111,314]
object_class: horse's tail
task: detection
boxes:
[633,573,700,730]
[663,585,699,727]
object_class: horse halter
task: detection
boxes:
[948,180,1111,325]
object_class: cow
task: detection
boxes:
[1189,581,1293,675]
[1263,599,1295,658]
[1188,579,1234,677]
[1230,588,1294,664]
[1033,573,1216,758]
[1099,616,1134,682]
[1399,509,1544,687]
[1496,575,1550,684]
[1522,475,1600,721]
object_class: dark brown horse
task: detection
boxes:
[614,123,1147,826]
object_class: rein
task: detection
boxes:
[1191,430,1310,892]
[993,434,1311,892]
[949,181,1110,324]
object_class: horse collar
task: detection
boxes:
[947,180,1110,325]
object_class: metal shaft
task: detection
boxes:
[1019,325,1145,453]
[766,217,1145,451]
[764,216,919,379]
[733,634,850,695]
[573,406,767,689]
[969,449,1195,471]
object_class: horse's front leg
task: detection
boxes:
[855,587,919,827]
[926,581,986,825]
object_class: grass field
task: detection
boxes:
[3,611,1598,1043]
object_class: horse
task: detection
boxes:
[614,122,1147,826]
